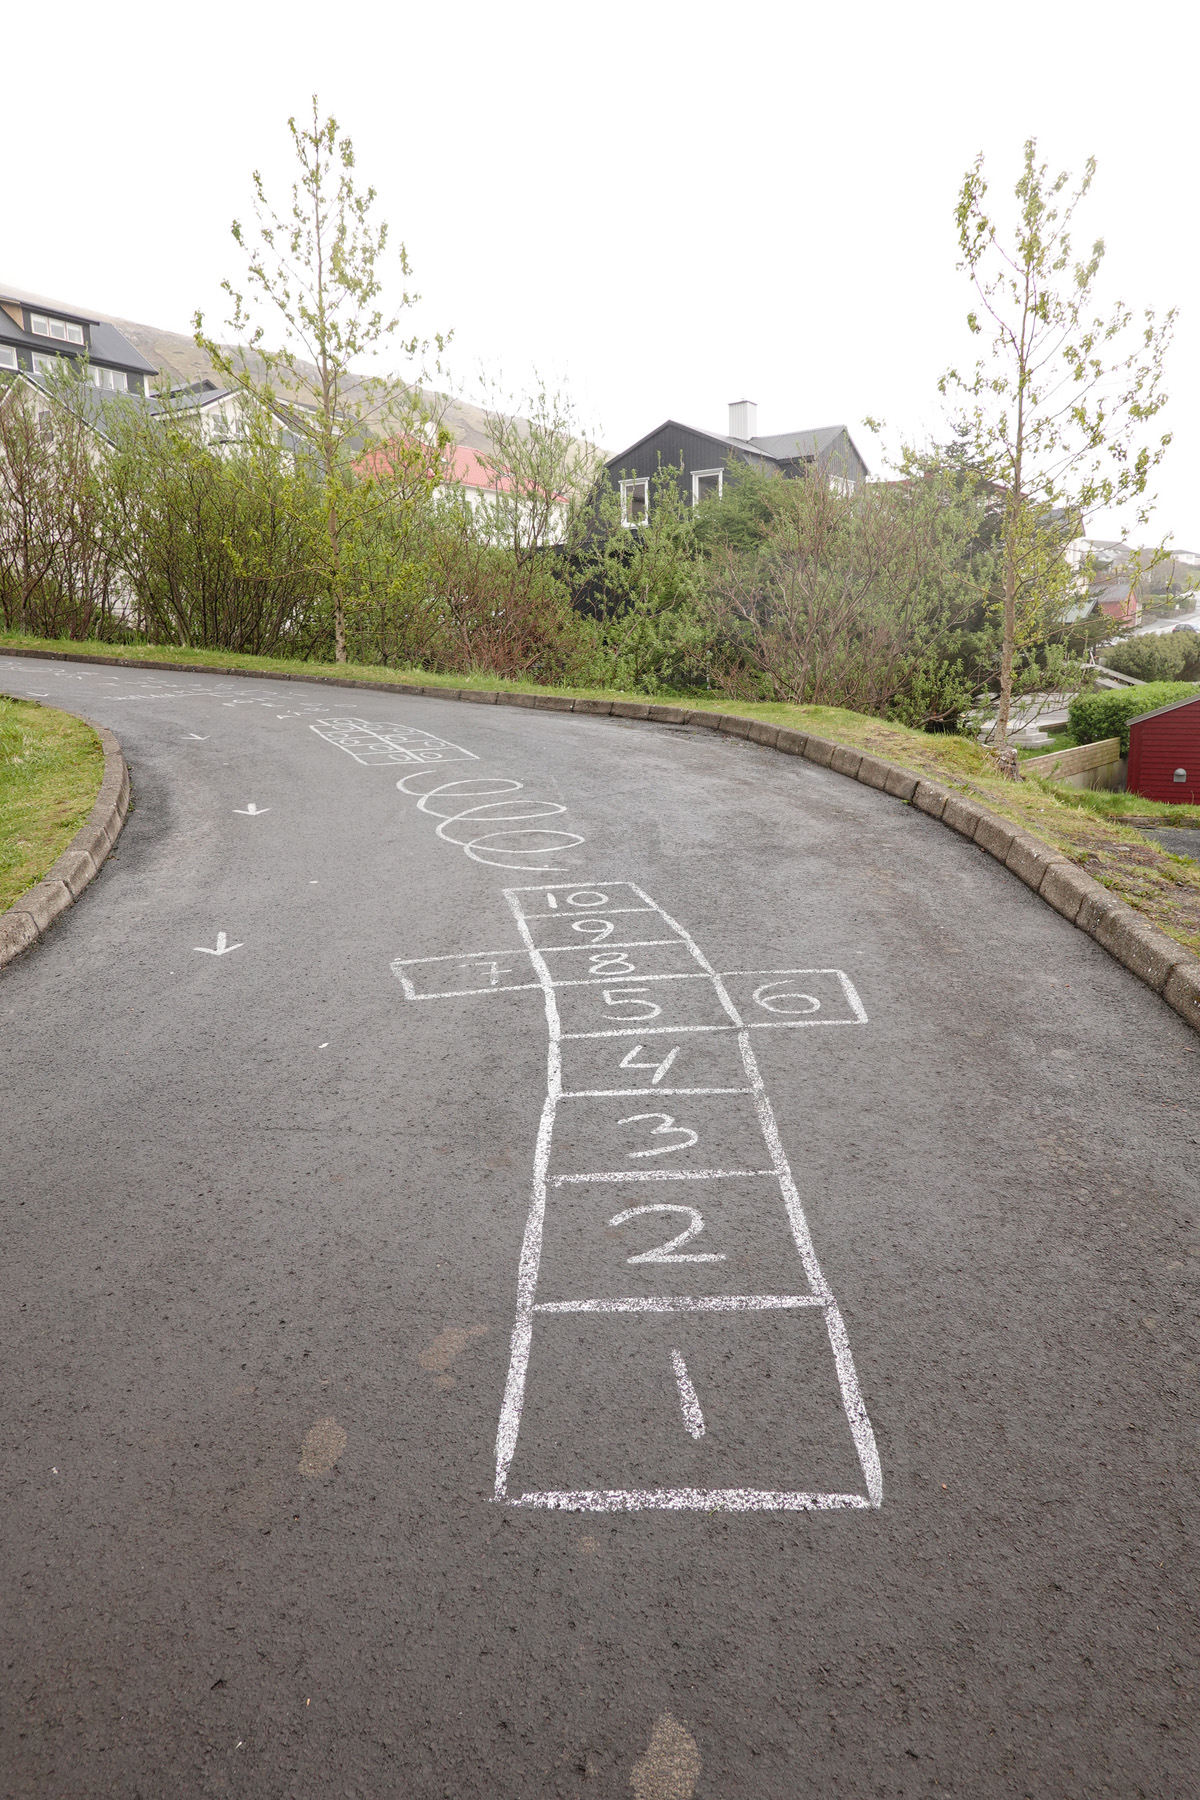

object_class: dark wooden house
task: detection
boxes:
[605,400,870,524]
[1127,691,1200,804]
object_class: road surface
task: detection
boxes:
[2,656,1197,1798]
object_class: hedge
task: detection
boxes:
[1067,680,1200,755]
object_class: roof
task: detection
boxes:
[361,437,535,498]
[1128,690,1200,728]
[605,418,869,477]
[1,282,597,464]
[1092,580,1137,604]
[149,381,235,415]
[0,286,99,324]
[12,370,137,442]
[605,420,777,471]
[749,424,855,461]
[86,320,157,375]
[0,292,157,374]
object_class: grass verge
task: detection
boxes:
[4,634,1199,956]
[0,694,105,912]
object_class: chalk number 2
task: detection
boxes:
[609,1203,725,1264]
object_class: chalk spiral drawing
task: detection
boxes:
[394,881,881,1515]
[304,706,584,871]
[394,773,585,871]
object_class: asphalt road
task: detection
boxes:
[2,656,1198,1800]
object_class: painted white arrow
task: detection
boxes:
[183,733,209,741]
[233,803,269,815]
[194,932,243,956]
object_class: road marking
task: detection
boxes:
[310,717,478,767]
[514,1487,873,1512]
[234,803,269,815]
[194,931,243,956]
[554,1168,774,1183]
[396,773,585,871]
[620,1043,680,1084]
[610,1203,725,1262]
[671,1350,705,1438]
[533,1294,824,1314]
[394,881,878,1513]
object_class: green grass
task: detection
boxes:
[1018,731,1082,759]
[1026,782,1200,827]
[5,632,1200,956]
[0,695,105,912]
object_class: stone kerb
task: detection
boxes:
[3,645,1199,1034]
[0,710,130,969]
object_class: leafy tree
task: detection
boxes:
[104,390,326,655]
[942,139,1173,753]
[195,96,446,661]
[576,463,714,692]
[0,364,126,640]
[1101,630,1200,684]
[479,378,602,567]
[700,462,991,718]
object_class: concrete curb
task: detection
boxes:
[3,644,1199,1033]
[0,701,130,970]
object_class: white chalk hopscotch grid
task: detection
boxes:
[393,881,882,1515]
[310,718,479,767]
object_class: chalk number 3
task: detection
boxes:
[618,1111,698,1158]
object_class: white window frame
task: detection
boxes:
[89,365,128,392]
[32,351,61,378]
[30,312,84,346]
[620,477,649,528]
[0,344,17,370]
[691,467,724,506]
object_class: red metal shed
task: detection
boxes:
[1127,691,1200,803]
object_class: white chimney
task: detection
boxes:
[728,398,757,440]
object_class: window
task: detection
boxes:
[620,477,649,527]
[89,365,128,392]
[691,468,723,505]
[32,352,61,378]
[0,344,17,370]
[30,312,85,346]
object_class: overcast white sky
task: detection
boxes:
[9,1,1198,544]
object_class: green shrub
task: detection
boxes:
[1067,680,1200,754]
[1101,632,1200,683]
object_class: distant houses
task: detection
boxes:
[605,400,869,525]
[0,287,157,397]
[1066,538,1200,630]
